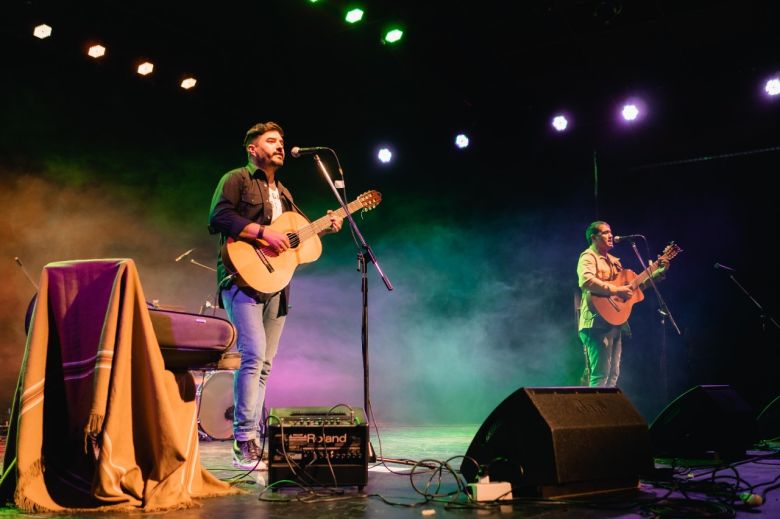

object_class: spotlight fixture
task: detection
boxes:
[383,28,404,44]
[455,134,470,149]
[345,8,364,24]
[765,77,780,97]
[136,62,154,76]
[33,24,52,39]
[377,147,392,163]
[551,115,569,131]
[87,44,106,58]
[180,77,197,90]
[621,103,639,121]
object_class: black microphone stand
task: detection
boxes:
[718,267,780,333]
[311,154,393,462]
[178,255,219,316]
[628,239,681,401]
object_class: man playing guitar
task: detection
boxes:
[208,122,343,470]
[576,221,671,387]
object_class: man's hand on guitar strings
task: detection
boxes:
[261,227,291,253]
[614,285,633,300]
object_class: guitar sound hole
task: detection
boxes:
[287,233,300,248]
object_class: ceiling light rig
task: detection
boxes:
[21,10,771,147]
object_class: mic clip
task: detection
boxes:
[614,234,644,244]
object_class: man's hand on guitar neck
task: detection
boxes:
[645,258,670,284]
[319,209,343,236]
[652,258,670,274]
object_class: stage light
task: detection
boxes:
[383,28,403,44]
[181,77,197,90]
[551,115,568,131]
[621,104,639,121]
[33,24,52,39]
[765,77,780,96]
[345,8,364,24]
[137,62,154,76]
[455,134,469,149]
[377,148,392,163]
[87,45,106,58]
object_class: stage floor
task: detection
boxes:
[2,425,779,517]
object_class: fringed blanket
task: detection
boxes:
[0,259,240,512]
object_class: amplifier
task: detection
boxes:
[267,406,369,488]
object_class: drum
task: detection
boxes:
[196,369,270,440]
[198,371,235,440]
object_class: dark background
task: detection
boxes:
[1,0,778,425]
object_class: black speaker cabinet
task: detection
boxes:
[462,387,652,499]
[758,394,780,442]
[649,384,758,461]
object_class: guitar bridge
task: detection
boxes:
[254,247,275,273]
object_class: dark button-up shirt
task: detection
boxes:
[208,163,296,310]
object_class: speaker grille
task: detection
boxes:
[463,387,651,498]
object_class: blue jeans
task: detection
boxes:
[579,327,622,387]
[221,285,286,441]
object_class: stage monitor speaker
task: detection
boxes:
[267,406,368,488]
[461,387,652,499]
[649,384,758,461]
[758,394,780,442]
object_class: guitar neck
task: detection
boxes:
[299,199,365,239]
[632,264,658,290]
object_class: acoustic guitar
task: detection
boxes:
[222,190,381,294]
[587,242,682,326]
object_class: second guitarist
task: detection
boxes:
[208,121,342,470]
[576,220,668,387]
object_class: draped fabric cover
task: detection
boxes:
[0,259,239,512]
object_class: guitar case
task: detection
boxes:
[24,294,239,372]
[148,306,239,371]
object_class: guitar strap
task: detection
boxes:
[286,197,312,224]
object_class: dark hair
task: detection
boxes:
[243,121,284,148]
[585,220,607,244]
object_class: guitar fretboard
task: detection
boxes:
[295,198,368,241]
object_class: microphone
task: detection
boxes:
[290,146,328,158]
[714,262,736,273]
[175,248,195,262]
[614,234,644,243]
